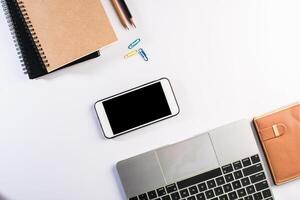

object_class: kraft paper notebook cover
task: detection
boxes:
[254,103,300,185]
[3,0,101,79]
[1,0,117,79]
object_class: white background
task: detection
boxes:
[0,0,300,199]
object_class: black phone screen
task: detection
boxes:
[103,82,172,135]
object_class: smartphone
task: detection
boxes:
[94,78,180,139]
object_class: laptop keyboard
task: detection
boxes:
[129,154,274,200]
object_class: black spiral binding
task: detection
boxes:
[1,0,27,73]
[16,0,49,68]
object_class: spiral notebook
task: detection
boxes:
[1,0,117,79]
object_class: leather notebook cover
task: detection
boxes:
[17,0,117,72]
[254,103,300,185]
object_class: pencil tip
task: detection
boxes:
[130,19,136,28]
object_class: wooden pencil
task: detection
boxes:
[111,0,129,29]
[117,0,136,28]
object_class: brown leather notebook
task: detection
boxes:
[254,103,300,185]
[16,0,117,72]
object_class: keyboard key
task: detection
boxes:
[180,189,189,198]
[187,196,196,200]
[255,180,268,192]
[196,193,205,200]
[244,196,253,200]
[237,188,246,197]
[223,183,233,193]
[253,192,263,200]
[177,168,222,189]
[129,197,138,200]
[246,185,255,195]
[219,194,229,200]
[139,193,148,200]
[214,186,224,196]
[233,161,243,170]
[232,180,242,190]
[207,179,216,189]
[242,158,251,167]
[148,191,157,199]
[251,155,260,164]
[216,176,225,185]
[162,195,171,200]
[198,182,207,192]
[234,170,243,179]
[243,164,263,176]
[250,172,266,184]
[225,173,234,182]
[222,164,234,174]
[205,189,214,199]
[211,198,218,200]
[241,177,250,186]
[170,192,180,200]
[157,188,167,196]
[265,198,273,200]
[166,184,177,193]
[262,189,272,198]
[189,186,198,195]
[228,191,238,200]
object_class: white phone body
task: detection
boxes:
[94,78,180,139]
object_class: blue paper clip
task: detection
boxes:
[128,38,141,49]
[138,48,148,61]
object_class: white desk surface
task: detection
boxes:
[0,0,300,199]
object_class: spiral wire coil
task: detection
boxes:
[17,0,49,68]
[1,0,29,73]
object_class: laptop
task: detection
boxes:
[116,120,275,200]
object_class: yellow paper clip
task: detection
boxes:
[124,50,138,59]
